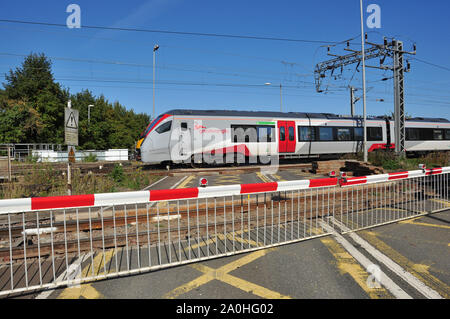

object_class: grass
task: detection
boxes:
[0,163,160,199]
[368,150,449,171]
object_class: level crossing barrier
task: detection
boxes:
[0,166,448,297]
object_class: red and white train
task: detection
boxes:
[136,109,450,165]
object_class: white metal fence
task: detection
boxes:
[0,166,448,297]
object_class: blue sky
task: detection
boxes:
[0,0,449,120]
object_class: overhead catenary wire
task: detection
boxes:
[411,57,450,73]
[0,52,313,82]
[0,19,351,45]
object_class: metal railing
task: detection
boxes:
[0,166,448,297]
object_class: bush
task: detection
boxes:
[83,153,98,162]
[109,164,124,184]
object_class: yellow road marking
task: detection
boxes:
[271,174,286,182]
[158,175,195,209]
[399,219,450,230]
[178,175,195,189]
[58,249,115,299]
[320,237,392,299]
[217,175,241,184]
[374,231,449,246]
[430,198,450,207]
[185,229,262,252]
[360,231,450,299]
[163,248,291,299]
[256,172,272,183]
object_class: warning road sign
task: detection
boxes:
[66,111,78,129]
[65,107,79,146]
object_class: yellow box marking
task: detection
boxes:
[430,199,450,207]
[399,218,450,230]
[163,248,291,299]
[320,237,392,299]
[185,229,263,252]
[361,231,450,299]
[57,249,116,299]
[256,172,272,183]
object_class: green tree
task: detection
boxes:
[0,98,43,143]
[0,53,150,149]
[2,53,68,143]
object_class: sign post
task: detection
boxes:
[65,101,79,195]
[65,107,79,147]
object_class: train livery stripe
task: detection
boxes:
[31,195,95,210]
[368,143,395,152]
[0,166,449,214]
[144,114,172,138]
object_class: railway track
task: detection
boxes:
[10,161,313,176]
[0,185,421,261]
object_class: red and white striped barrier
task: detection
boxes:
[339,167,450,187]
[0,167,448,214]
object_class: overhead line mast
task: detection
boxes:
[314,34,416,158]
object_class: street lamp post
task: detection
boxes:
[279,84,282,112]
[88,104,94,125]
[153,44,159,121]
[360,0,368,162]
[264,82,283,112]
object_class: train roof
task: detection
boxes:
[164,109,449,123]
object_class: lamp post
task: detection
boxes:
[153,44,159,120]
[88,104,94,125]
[264,82,283,112]
[360,0,368,162]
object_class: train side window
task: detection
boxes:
[288,126,295,141]
[422,128,433,140]
[318,127,333,141]
[433,129,443,140]
[257,126,275,143]
[280,126,285,141]
[181,122,188,131]
[406,128,420,140]
[336,128,352,141]
[354,127,363,141]
[446,130,450,140]
[367,127,382,141]
[232,125,258,143]
[156,121,172,134]
[298,126,313,141]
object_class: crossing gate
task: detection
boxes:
[0,167,448,297]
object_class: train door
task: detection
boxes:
[178,121,190,160]
[278,121,296,153]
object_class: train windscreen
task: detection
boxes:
[140,114,164,138]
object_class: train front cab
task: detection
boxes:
[140,114,174,164]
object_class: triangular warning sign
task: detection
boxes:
[66,112,78,129]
